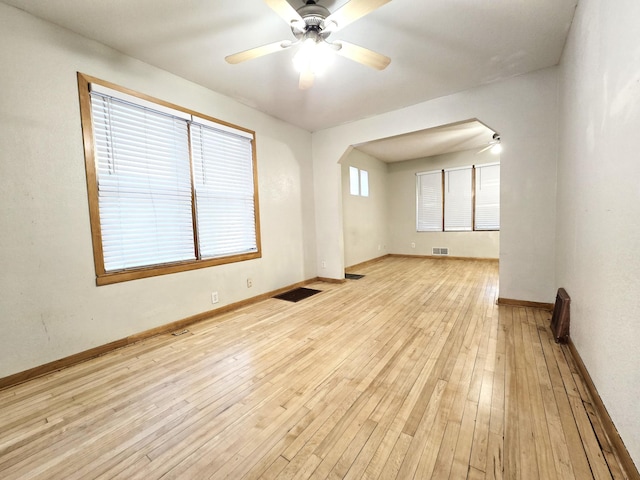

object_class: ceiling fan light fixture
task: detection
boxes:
[292,37,334,75]
[490,133,502,154]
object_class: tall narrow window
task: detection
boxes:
[78,73,261,285]
[190,118,257,258]
[475,163,500,230]
[349,166,360,195]
[360,170,369,197]
[416,170,443,231]
[90,88,195,271]
[444,167,473,231]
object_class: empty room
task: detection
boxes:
[1,0,639,479]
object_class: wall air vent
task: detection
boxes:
[432,247,449,256]
[551,288,570,343]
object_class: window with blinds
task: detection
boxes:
[78,73,260,285]
[444,167,473,231]
[415,163,500,233]
[90,91,196,271]
[416,170,443,231]
[475,163,500,230]
[190,118,257,259]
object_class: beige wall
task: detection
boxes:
[387,149,500,258]
[341,148,499,267]
[557,0,640,465]
[341,149,389,268]
[2,0,636,466]
[0,4,316,378]
[312,67,558,303]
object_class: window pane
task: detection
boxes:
[475,163,500,230]
[191,123,257,258]
[360,169,369,197]
[349,166,359,195]
[91,93,195,271]
[444,167,472,231]
[416,171,443,231]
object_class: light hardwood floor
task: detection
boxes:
[0,257,632,479]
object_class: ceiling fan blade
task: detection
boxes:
[264,0,304,28]
[334,41,390,70]
[325,0,392,32]
[299,69,314,90]
[225,40,292,64]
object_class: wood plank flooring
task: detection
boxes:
[0,256,632,479]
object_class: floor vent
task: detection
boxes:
[432,247,449,256]
[345,273,365,280]
[551,288,571,343]
[273,287,322,303]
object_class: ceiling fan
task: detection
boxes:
[477,133,502,154]
[225,0,392,89]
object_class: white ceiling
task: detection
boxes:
[355,119,497,163]
[2,0,577,135]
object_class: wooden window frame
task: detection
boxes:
[77,72,262,286]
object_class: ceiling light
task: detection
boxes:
[292,33,334,76]
[477,133,502,155]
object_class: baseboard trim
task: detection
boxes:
[497,297,554,311]
[0,277,326,391]
[0,338,130,392]
[567,340,640,480]
[346,254,390,271]
[388,253,499,262]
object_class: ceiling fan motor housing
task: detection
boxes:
[293,0,332,40]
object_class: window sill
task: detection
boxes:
[95,251,261,286]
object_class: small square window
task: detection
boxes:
[349,167,369,197]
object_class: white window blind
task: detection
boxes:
[190,123,257,258]
[416,170,443,231]
[444,167,472,231]
[475,163,500,230]
[90,92,196,271]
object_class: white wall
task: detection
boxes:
[341,149,389,268]
[0,4,316,378]
[557,0,640,465]
[312,68,559,303]
[387,149,500,258]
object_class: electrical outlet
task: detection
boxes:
[211,291,219,304]
[247,278,252,288]
[322,260,327,268]
[378,244,381,251]
[411,242,416,248]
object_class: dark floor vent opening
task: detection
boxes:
[345,273,365,280]
[273,287,322,303]
[551,287,571,344]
